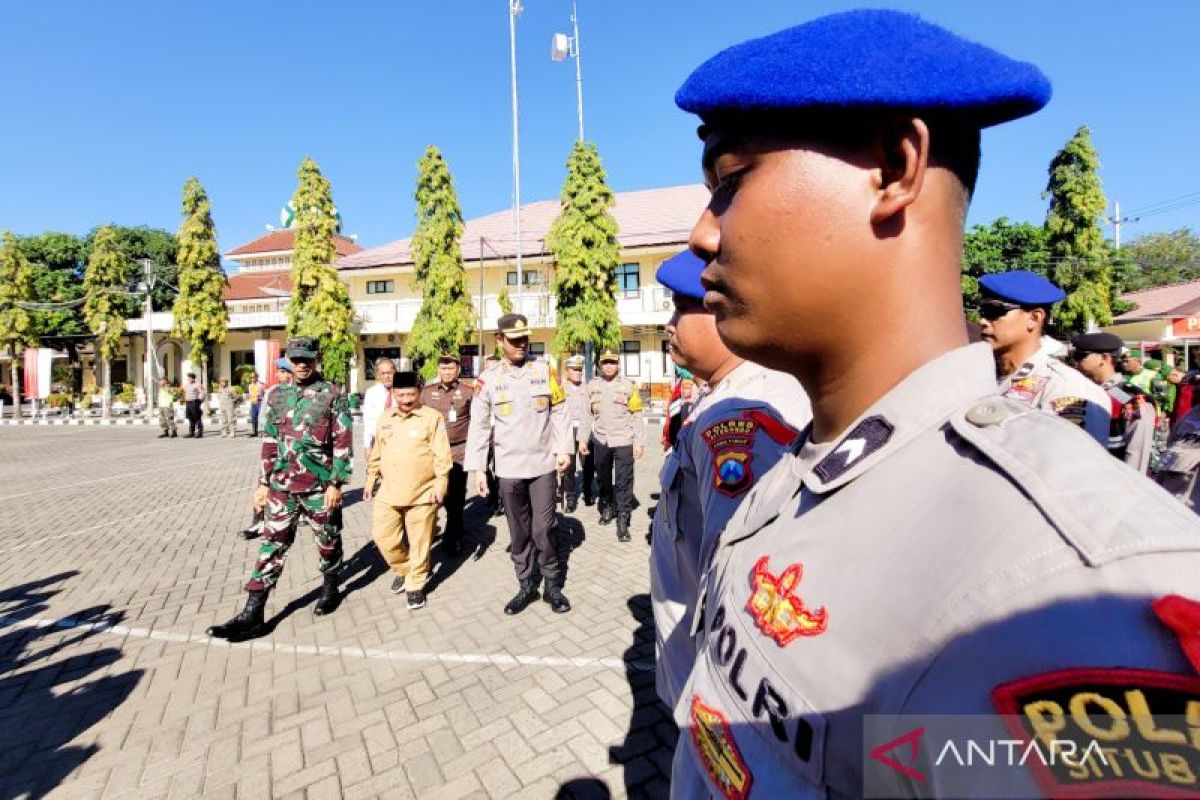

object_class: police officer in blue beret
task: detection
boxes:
[977,270,1111,446]
[670,10,1200,799]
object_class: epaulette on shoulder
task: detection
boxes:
[949,396,1200,567]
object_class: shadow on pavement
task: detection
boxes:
[0,572,143,799]
[553,777,614,799]
[262,540,387,632]
[607,593,677,799]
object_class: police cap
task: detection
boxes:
[565,355,585,369]
[1070,332,1124,356]
[675,10,1051,130]
[656,250,706,302]
[599,350,620,364]
[497,313,530,338]
[978,270,1066,307]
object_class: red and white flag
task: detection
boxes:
[254,340,281,387]
[22,348,52,399]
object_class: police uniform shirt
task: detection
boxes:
[998,346,1111,448]
[651,362,811,709]
[420,379,472,463]
[671,343,1200,799]
[581,375,645,447]
[563,378,589,438]
[464,360,572,479]
[1156,405,1200,511]
[1102,374,1158,474]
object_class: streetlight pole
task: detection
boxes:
[509,0,524,313]
[571,0,584,141]
[141,259,155,419]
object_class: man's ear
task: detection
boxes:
[1028,308,1047,332]
[869,116,930,226]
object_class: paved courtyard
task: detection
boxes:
[0,425,676,799]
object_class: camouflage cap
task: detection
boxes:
[285,337,318,359]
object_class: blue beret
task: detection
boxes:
[978,270,1065,306]
[676,10,1051,128]
[276,357,293,373]
[656,250,706,301]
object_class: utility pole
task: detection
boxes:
[509,0,524,312]
[141,259,156,419]
[1105,200,1138,251]
[571,0,584,141]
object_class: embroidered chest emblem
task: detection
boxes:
[746,556,828,645]
[701,417,758,497]
[690,695,752,800]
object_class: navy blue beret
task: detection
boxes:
[1070,332,1123,356]
[978,270,1065,306]
[676,10,1051,128]
[656,250,706,301]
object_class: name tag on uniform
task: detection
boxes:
[448,408,457,423]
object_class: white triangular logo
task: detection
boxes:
[834,437,866,465]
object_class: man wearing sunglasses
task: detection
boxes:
[977,270,1110,447]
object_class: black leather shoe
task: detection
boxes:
[583,495,595,507]
[157,433,169,439]
[565,496,578,513]
[239,526,259,540]
[313,574,340,616]
[207,591,268,641]
[616,512,631,542]
[544,584,571,613]
[170,431,177,438]
[493,502,506,518]
[599,501,615,525]
[503,581,540,615]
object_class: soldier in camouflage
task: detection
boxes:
[208,337,353,642]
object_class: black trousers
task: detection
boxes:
[443,461,467,545]
[564,445,596,501]
[595,441,635,513]
[499,472,561,586]
[185,400,204,436]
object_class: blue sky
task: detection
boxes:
[2,1,1197,257]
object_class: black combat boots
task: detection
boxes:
[565,495,578,513]
[503,580,540,615]
[543,582,571,613]
[598,499,615,525]
[207,590,269,641]
[616,511,631,542]
[313,573,340,616]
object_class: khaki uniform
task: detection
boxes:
[580,376,645,517]
[465,360,573,586]
[421,380,473,547]
[671,344,1200,799]
[651,362,811,709]
[366,405,452,592]
[998,347,1111,448]
[563,379,594,501]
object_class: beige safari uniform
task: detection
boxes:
[998,347,1111,448]
[366,405,452,592]
[464,360,573,478]
[671,344,1200,799]
[580,376,646,447]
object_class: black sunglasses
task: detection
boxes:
[978,300,1024,321]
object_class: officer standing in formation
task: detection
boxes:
[1069,332,1159,473]
[977,270,1110,446]
[578,351,644,541]
[420,353,472,555]
[465,314,573,614]
[668,11,1200,798]
[561,354,593,511]
[208,337,353,642]
[650,249,811,710]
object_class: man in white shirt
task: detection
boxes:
[361,357,397,459]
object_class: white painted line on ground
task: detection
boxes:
[0,485,255,554]
[0,452,252,502]
[0,611,655,672]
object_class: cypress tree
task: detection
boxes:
[172,177,229,387]
[0,231,35,416]
[408,146,476,379]
[1043,126,1112,331]
[83,226,131,418]
[287,157,355,385]
[547,141,621,358]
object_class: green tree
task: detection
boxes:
[0,232,36,416]
[172,177,229,388]
[547,141,621,357]
[407,146,476,380]
[84,225,178,312]
[286,157,355,385]
[497,286,514,315]
[1114,229,1200,292]
[16,232,87,341]
[961,218,1050,321]
[1043,125,1111,332]
[83,226,131,418]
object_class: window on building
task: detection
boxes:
[661,340,672,375]
[366,280,394,294]
[364,347,401,380]
[622,340,641,376]
[616,263,640,294]
[528,342,546,359]
[506,271,543,286]
[460,345,479,378]
[506,271,518,286]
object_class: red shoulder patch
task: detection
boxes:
[1154,595,1200,674]
[743,408,800,446]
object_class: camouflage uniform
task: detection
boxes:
[246,374,353,591]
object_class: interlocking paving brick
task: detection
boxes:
[0,427,675,797]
